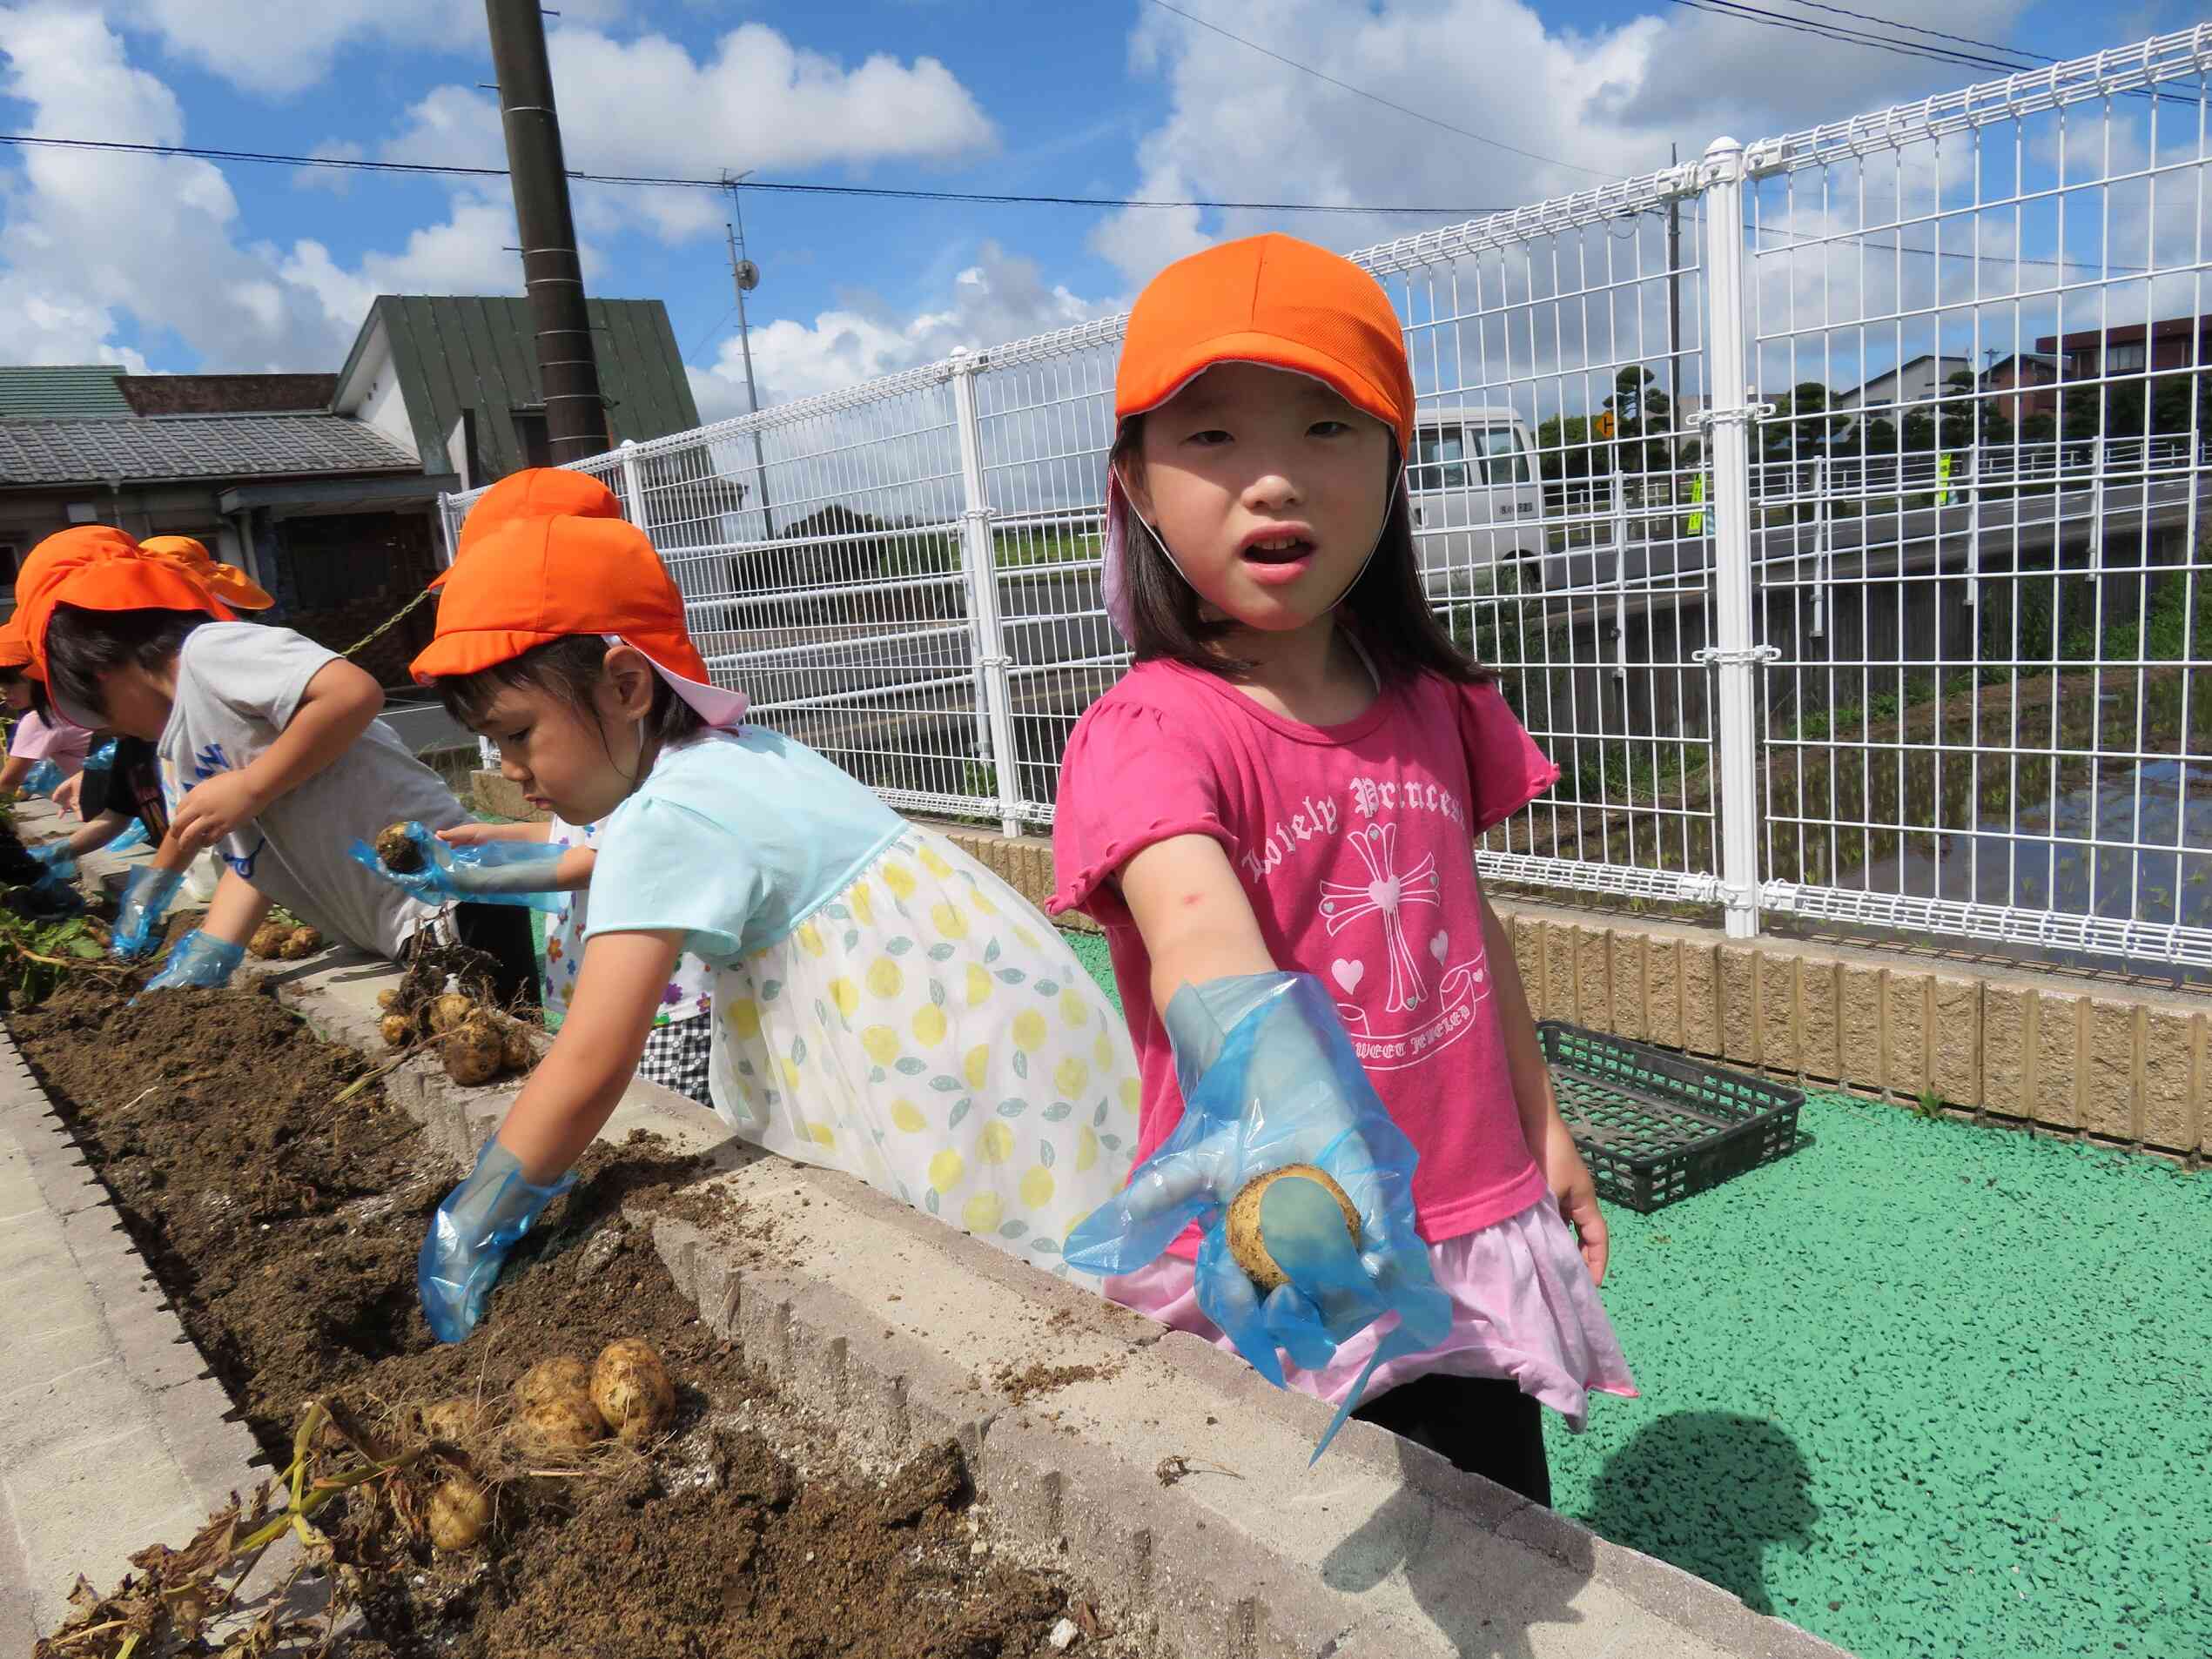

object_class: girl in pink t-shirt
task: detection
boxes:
[1051,234,1632,1502]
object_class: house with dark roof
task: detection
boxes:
[0,294,699,687]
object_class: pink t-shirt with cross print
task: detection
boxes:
[1051,658,1559,1258]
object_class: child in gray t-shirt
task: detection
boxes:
[40,603,536,999]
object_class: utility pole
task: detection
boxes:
[485,0,606,465]
[724,180,776,539]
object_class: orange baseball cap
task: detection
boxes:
[1103,234,1413,636]
[410,513,747,729]
[18,530,234,723]
[430,467,625,589]
[141,534,275,610]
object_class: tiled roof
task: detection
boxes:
[0,366,132,419]
[0,414,418,487]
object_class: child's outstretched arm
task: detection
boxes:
[416,928,681,1342]
[1478,892,1607,1286]
[1119,833,1276,1011]
[170,658,384,853]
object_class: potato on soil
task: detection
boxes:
[499,1018,537,1072]
[374,822,424,874]
[591,1339,675,1446]
[248,923,290,959]
[377,989,400,1011]
[442,1017,505,1086]
[428,991,478,1035]
[380,1013,417,1049]
[418,1395,487,1444]
[514,1355,595,1413]
[1225,1164,1361,1293]
[427,1472,492,1551]
[509,1394,607,1459]
[277,924,321,959]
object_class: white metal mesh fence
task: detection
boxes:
[444,24,2212,977]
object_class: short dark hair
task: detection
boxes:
[432,634,706,755]
[43,604,207,724]
[1110,416,1488,686]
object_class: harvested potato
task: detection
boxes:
[443,1018,505,1086]
[1225,1164,1361,1293]
[375,822,423,874]
[278,925,321,960]
[248,923,290,959]
[509,1394,607,1459]
[380,1014,417,1049]
[377,990,400,1011]
[591,1339,675,1446]
[514,1356,594,1413]
[427,1473,492,1551]
[419,1395,487,1444]
[499,1018,536,1073]
[428,991,478,1035]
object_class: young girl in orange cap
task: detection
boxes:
[19,527,538,997]
[412,467,718,1103]
[1050,234,1633,1500]
[398,506,1134,1342]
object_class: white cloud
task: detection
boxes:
[688,241,1119,417]
[1091,0,2035,287]
[0,3,340,367]
[379,22,997,245]
[111,0,631,98]
[279,195,530,336]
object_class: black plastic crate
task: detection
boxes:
[1539,1022,1804,1213]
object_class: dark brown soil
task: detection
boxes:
[16,983,1150,1659]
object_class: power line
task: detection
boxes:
[1668,0,2202,108]
[1659,0,2026,74]
[1140,0,1613,180]
[0,131,1503,216]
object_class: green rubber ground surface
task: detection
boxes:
[1059,929,2210,1659]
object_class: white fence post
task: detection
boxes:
[615,437,645,526]
[1694,138,1772,941]
[947,350,1025,840]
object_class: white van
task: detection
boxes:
[1407,406,1544,591]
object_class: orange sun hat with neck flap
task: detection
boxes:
[140,534,274,610]
[16,526,236,722]
[0,615,32,674]
[1102,232,1415,639]
[432,467,625,589]
[411,511,748,729]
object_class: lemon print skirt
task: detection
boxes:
[710,828,1140,1278]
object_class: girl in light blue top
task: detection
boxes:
[387,504,1137,1342]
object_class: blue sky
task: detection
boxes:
[0,0,2200,422]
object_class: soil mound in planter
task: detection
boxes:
[16,983,1147,1659]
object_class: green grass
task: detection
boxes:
[1059,930,2212,1659]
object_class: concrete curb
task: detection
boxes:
[0,1031,331,1648]
[277,955,1859,1659]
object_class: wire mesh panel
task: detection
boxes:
[971,323,1126,827]
[1367,175,1725,910]
[435,24,2212,977]
[1743,27,2212,977]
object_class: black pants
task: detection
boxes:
[451,902,541,1010]
[1350,1371,1552,1507]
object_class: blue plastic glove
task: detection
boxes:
[82,739,117,777]
[25,843,83,911]
[108,819,149,852]
[140,930,245,993]
[419,1140,578,1343]
[1063,973,1452,1460]
[111,867,185,960]
[20,759,62,798]
[346,822,563,912]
